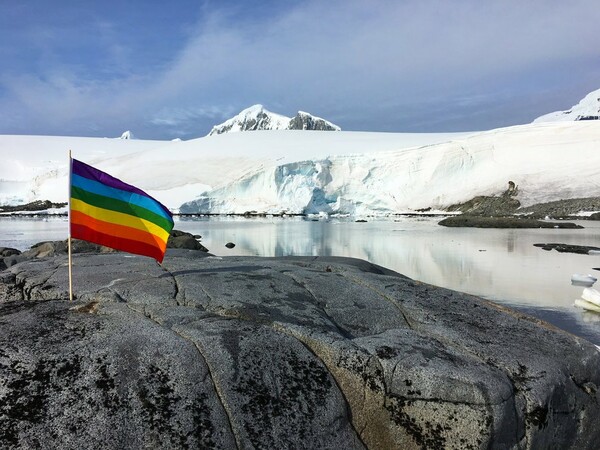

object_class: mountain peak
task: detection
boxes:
[534,88,600,123]
[207,106,340,136]
[119,130,135,140]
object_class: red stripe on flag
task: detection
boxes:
[70,210,167,252]
[71,223,167,263]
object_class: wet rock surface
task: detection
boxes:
[1,251,599,449]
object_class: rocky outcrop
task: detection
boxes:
[446,182,521,216]
[1,251,599,449]
[167,230,208,252]
[439,216,584,228]
[534,243,600,254]
[0,230,208,270]
[287,111,340,131]
[517,197,600,219]
[0,200,67,213]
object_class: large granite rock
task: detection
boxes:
[0,250,599,449]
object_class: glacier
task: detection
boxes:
[181,121,600,215]
[1,122,600,216]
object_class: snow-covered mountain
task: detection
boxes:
[1,121,600,216]
[207,105,340,136]
[119,130,135,140]
[534,88,600,123]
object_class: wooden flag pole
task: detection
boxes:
[68,150,73,301]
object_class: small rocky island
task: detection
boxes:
[0,233,599,449]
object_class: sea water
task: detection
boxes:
[2,215,600,345]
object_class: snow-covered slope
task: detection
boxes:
[534,89,600,123]
[1,122,599,216]
[207,105,340,135]
[0,135,166,206]
[0,130,470,210]
[181,121,600,215]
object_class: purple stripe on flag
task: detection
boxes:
[71,158,171,215]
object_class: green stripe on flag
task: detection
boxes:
[71,186,174,233]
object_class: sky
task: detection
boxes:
[1,0,599,140]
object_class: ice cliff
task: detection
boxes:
[180,121,600,215]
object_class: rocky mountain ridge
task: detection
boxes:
[207,104,340,135]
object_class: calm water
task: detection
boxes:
[2,215,600,345]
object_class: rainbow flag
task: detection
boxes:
[70,158,174,263]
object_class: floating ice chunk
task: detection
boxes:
[571,274,597,287]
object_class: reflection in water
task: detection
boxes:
[176,216,599,306]
[176,216,600,344]
[2,215,600,344]
[507,231,515,253]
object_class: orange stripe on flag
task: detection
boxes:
[71,209,167,252]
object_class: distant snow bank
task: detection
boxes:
[1,121,600,216]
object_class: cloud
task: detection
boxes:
[1,0,600,138]
[150,105,237,136]
[144,0,600,130]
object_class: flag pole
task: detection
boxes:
[68,150,73,301]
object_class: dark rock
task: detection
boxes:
[287,112,340,131]
[0,252,598,448]
[447,193,600,220]
[225,242,236,249]
[1,231,209,263]
[446,184,521,216]
[0,248,22,269]
[0,200,67,213]
[168,230,209,252]
[533,243,600,254]
[517,197,600,219]
[439,216,584,229]
[0,248,21,257]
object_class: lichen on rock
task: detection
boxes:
[0,250,599,449]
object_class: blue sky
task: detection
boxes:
[1,0,599,140]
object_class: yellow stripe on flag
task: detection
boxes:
[71,198,170,244]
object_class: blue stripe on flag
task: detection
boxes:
[71,173,171,221]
